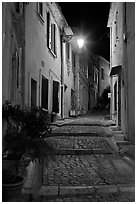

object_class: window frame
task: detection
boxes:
[66,42,70,60]
[101,68,104,80]
[47,11,57,57]
[94,71,98,83]
[37,2,44,23]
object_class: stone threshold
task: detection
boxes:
[51,123,114,127]
[47,148,114,155]
[34,183,135,197]
[46,133,112,137]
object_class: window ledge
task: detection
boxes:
[48,48,57,58]
[37,12,44,24]
[42,108,48,112]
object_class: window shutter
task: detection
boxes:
[51,24,54,51]
[53,24,56,55]
[51,23,56,54]
[47,12,50,48]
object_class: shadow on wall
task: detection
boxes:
[93,86,110,112]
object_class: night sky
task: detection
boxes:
[58,2,110,61]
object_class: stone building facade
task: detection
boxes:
[88,55,99,111]
[24,2,74,118]
[88,55,110,112]
[70,34,89,116]
[98,56,110,97]
[2,2,89,120]
[2,3,25,106]
[108,2,135,143]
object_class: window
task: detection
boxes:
[72,50,76,72]
[15,3,20,13]
[94,72,98,83]
[41,76,48,110]
[15,3,23,14]
[114,11,118,42]
[31,78,37,107]
[47,12,50,48]
[11,51,20,101]
[66,43,70,60]
[101,68,104,80]
[37,3,44,22]
[92,70,94,81]
[71,89,75,109]
[51,23,56,54]
[37,3,43,17]
[47,11,57,56]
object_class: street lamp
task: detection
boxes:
[77,38,84,49]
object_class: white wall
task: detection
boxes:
[25,3,62,115]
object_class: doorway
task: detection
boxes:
[52,80,59,113]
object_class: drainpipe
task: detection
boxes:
[110,26,113,119]
[60,32,64,119]
[122,2,128,138]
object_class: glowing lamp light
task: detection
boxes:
[77,38,84,49]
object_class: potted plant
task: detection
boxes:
[2,101,52,201]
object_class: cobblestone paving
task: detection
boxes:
[45,136,110,150]
[40,192,135,202]
[43,154,134,186]
[41,114,134,202]
[61,116,104,125]
[51,125,105,134]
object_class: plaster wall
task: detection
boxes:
[24,3,62,115]
[2,3,12,103]
[109,3,124,124]
[63,43,74,117]
[99,57,110,97]
[109,2,135,143]
[126,2,135,143]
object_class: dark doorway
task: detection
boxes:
[52,80,59,113]
[114,81,117,112]
[41,75,48,110]
[31,78,37,107]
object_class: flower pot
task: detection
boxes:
[51,113,59,122]
[2,176,26,201]
[70,110,76,117]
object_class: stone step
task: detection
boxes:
[44,149,114,155]
[30,184,135,198]
[45,132,111,137]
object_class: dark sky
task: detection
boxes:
[58,2,110,61]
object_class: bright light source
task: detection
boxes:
[77,38,84,49]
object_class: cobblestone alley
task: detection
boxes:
[22,112,135,202]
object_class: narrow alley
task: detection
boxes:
[2,2,135,202]
[22,112,135,202]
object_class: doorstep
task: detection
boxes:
[32,183,135,198]
[52,148,114,155]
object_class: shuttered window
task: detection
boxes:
[51,23,56,54]
[47,11,57,56]
[37,3,44,23]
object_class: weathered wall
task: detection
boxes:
[108,2,135,143]
[99,57,110,97]
[2,3,12,103]
[63,43,74,117]
[126,2,135,143]
[25,3,62,115]
[2,3,24,106]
